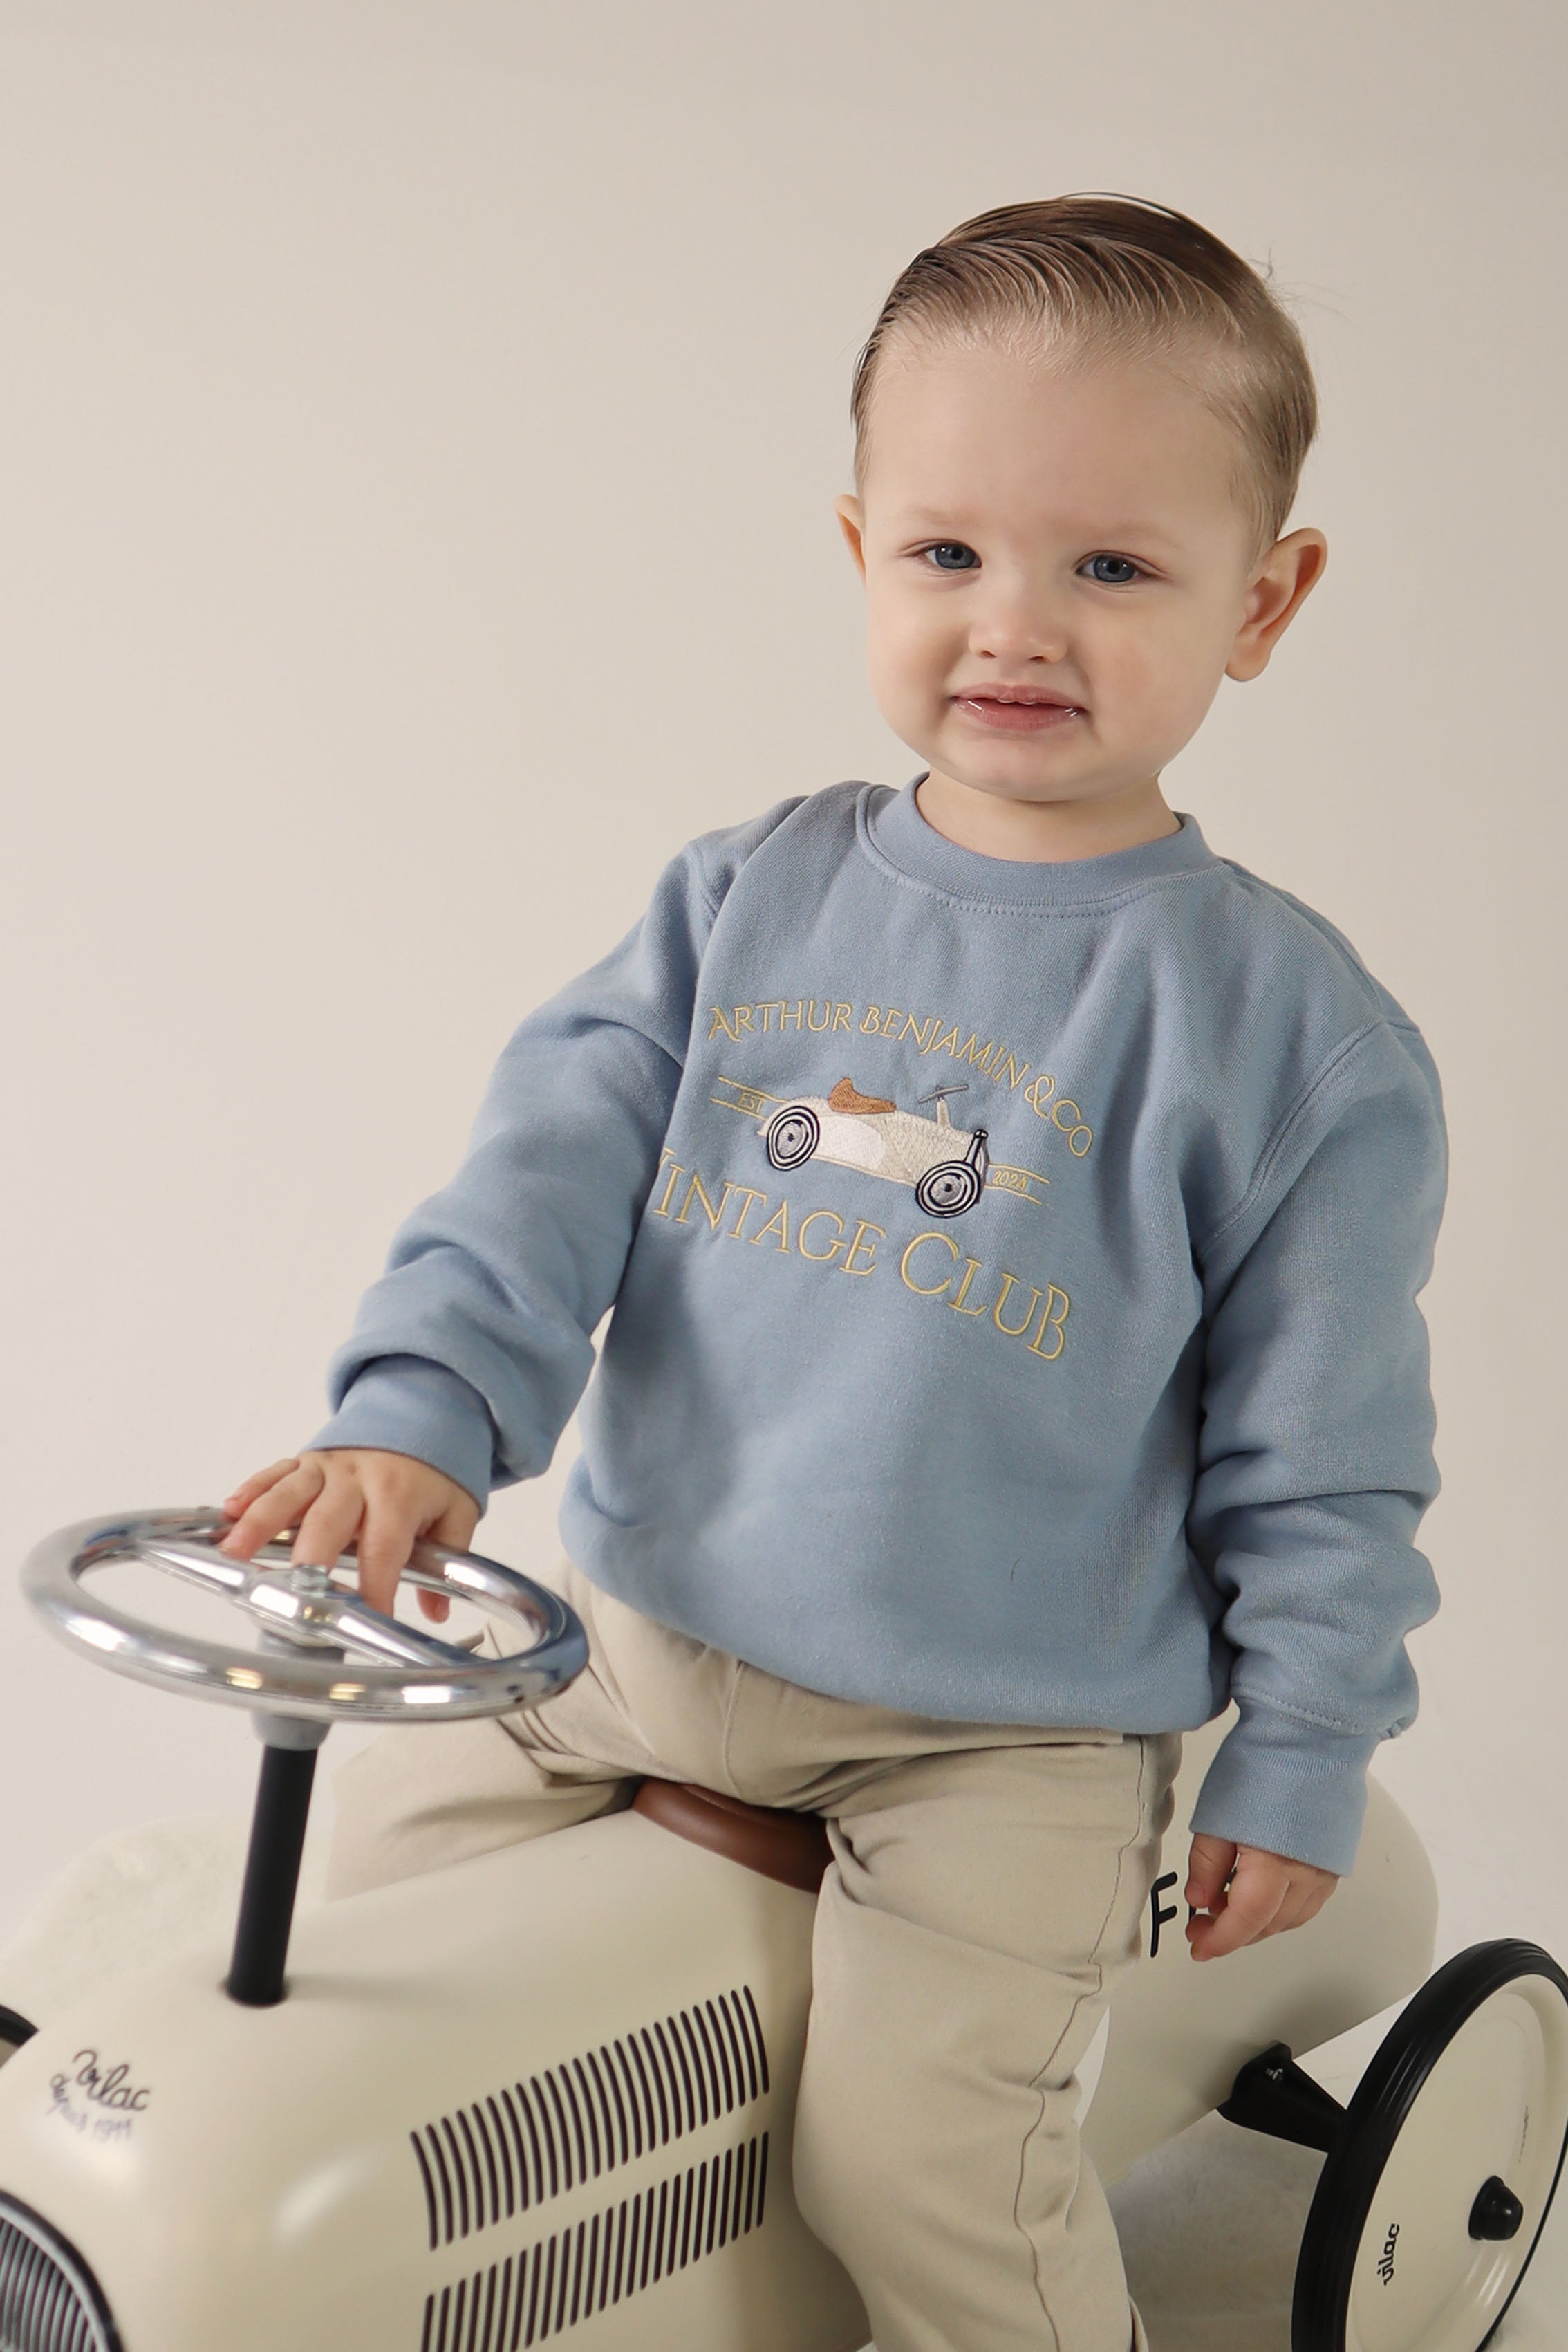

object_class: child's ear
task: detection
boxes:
[1226,528,1329,682]
[833,494,868,581]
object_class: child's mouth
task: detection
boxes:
[953,696,1083,733]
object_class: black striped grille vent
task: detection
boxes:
[0,2200,115,2352]
[420,2131,768,2351]
[411,1983,770,2250]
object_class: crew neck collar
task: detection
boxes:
[859,772,1217,909]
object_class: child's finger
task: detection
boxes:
[1213,1862,1288,1938]
[1262,1878,1338,1938]
[354,1500,422,1617]
[1257,1907,1305,1941]
[429,1494,482,1551]
[1191,1860,1290,1960]
[413,1494,482,1622]
[222,1459,302,1518]
[1185,1833,1237,1910]
[221,1461,326,1558]
[290,1476,366,1574]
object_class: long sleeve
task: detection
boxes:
[303,809,799,1504]
[1183,1017,1448,1876]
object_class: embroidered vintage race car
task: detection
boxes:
[758,1076,990,1215]
[710,1075,1049,1214]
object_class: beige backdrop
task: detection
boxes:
[3,0,1564,2027]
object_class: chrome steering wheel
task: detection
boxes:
[23,1508,588,1725]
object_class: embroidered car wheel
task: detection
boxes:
[1291,1939,1568,2352]
[914,1159,984,1216]
[765,1105,821,1171]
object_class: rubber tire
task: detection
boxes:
[0,2003,35,2058]
[1292,1938,1568,2352]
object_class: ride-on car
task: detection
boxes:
[1,1509,1565,2351]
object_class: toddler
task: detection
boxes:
[222,194,1446,2351]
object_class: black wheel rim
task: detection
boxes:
[916,1162,980,1215]
[1292,1938,1568,2352]
[766,1109,818,1170]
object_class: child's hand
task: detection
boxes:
[1184,1833,1338,1962]
[218,1450,480,1624]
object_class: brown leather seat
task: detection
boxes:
[632,1780,832,1893]
[828,1076,895,1116]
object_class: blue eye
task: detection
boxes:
[1084,554,1143,585]
[920,543,979,571]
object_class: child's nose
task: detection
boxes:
[967,589,1070,667]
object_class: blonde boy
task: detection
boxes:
[223,196,1445,2351]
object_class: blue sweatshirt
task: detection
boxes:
[310,777,1446,1876]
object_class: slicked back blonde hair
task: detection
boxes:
[850,194,1318,569]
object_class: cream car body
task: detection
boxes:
[2,1515,1565,2352]
[759,1081,991,1217]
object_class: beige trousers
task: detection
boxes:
[329,1557,1180,2352]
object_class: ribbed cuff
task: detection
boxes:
[1187,1696,1383,1878]
[303,1354,496,1512]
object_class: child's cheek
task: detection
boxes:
[867,629,942,725]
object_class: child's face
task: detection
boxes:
[834,338,1325,833]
